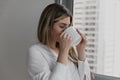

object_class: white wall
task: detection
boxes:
[0,0,54,80]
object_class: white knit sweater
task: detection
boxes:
[27,43,91,80]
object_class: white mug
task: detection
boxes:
[63,27,81,46]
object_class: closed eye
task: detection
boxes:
[60,26,66,29]
[59,23,69,29]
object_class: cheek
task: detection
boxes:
[51,28,63,41]
[53,29,62,38]
[55,29,62,35]
[53,27,63,36]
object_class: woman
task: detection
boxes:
[28,3,91,80]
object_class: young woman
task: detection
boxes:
[28,3,91,80]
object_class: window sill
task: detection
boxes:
[92,74,120,80]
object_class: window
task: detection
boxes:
[55,0,120,78]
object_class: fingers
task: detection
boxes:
[60,32,65,38]
[76,29,87,41]
[60,32,72,41]
[59,32,73,49]
[76,29,84,37]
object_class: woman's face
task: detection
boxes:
[51,17,71,42]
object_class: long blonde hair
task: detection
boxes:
[37,3,78,65]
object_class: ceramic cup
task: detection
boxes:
[63,27,81,46]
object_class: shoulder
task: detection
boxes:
[28,43,52,59]
[29,44,40,51]
[27,44,50,73]
[28,43,56,63]
[29,43,47,53]
[28,43,50,64]
[28,43,47,58]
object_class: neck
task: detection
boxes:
[49,42,59,54]
[49,42,57,49]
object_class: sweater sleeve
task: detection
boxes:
[27,46,68,80]
[78,59,91,80]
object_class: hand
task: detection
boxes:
[58,32,73,52]
[91,71,95,79]
[76,29,87,61]
[57,32,73,64]
[76,29,87,51]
